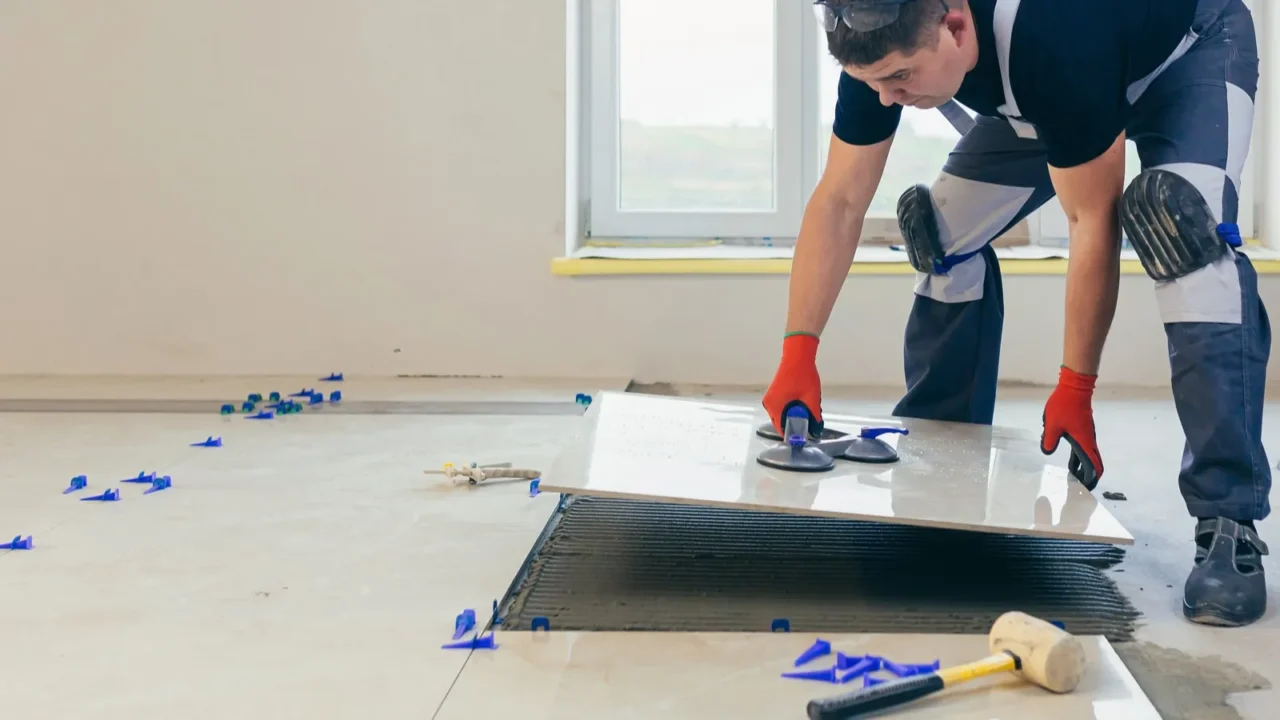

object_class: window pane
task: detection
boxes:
[617,0,776,211]
[818,50,960,218]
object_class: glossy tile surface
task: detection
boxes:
[542,392,1133,544]
[436,631,1159,719]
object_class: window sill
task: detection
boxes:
[551,243,1280,277]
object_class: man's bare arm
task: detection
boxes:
[1047,133,1127,374]
[786,133,894,335]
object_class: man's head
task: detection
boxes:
[818,0,976,109]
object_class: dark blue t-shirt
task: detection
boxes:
[832,0,1199,168]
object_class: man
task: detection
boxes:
[762,0,1271,626]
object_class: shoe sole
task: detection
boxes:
[1182,600,1259,627]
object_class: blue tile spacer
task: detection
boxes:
[453,609,477,640]
[771,618,790,633]
[531,616,551,632]
[0,535,33,550]
[441,633,497,651]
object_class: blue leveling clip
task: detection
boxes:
[575,393,592,406]
[838,656,882,684]
[1,535,32,550]
[531,617,551,632]
[220,404,235,415]
[81,489,120,502]
[453,609,477,640]
[794,639,831,666]
[320,373,344,382]
[781,666,840,683]
[269,392,281,402]
[859,427,909,440]
[771,618,791,633]
[144,476,172,495]
[248,393,264,403]
[835,653,864,671]
[241,401,256,413]
[191,436,222,448]
[441,633,498,651]
[64,475,88,494]
[329,391,342,402]
[122,472,156,484]
[246,410,274,420]
[529,478,541,497]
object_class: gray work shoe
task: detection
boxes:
[1183,518,1269,627]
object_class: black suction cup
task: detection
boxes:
[755,421,846,443]
[812,426,908,465]
[837,436,899,463]
[755,411,837,472]
[757,444,836,472]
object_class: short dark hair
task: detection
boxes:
[826,0,955,67]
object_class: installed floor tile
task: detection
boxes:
[0,411,569,719]
[542,392,1132,544]
[435,631,1158,719]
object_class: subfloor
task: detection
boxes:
[0,376,1275,718]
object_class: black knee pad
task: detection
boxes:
[1119,169,1231,282]
[896,184,946,275]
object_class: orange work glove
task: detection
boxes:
[762,332,823,436]
[1040,365,1104,487]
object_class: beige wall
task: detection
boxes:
[0,1,1275,389]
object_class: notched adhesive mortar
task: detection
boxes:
[498,496,1139,641]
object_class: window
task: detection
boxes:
[587,0,805,239]
[577,0,1261,250]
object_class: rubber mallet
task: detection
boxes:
[806,611,1086,719]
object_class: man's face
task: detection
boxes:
[843,13,972,109]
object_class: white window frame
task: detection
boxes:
[584,0,812,240]
[577,0,1265,249]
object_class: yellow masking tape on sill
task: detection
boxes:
[552,256,1280,277]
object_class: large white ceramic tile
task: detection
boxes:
[541,392,1133,544]
[435,631,1158,719]
[0,412,568,718]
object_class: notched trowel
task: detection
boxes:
[756,407,909,471]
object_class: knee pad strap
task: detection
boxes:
[896,183,984,275]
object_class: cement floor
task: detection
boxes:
[0,377,1274,718]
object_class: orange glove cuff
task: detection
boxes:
[1057,365,1097,393]
[782,332,819,361]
